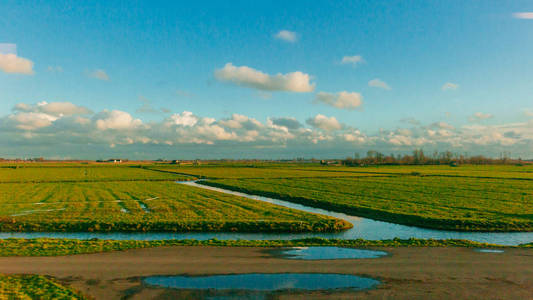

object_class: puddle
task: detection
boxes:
[144,273,379,292]
[274,247,388,260]
[475,249,505,253]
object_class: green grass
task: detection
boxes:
[147,165,387,179]
[0,238,517,257]
[291,164,533,180]
[0,165,192,183]
[0,181,349,232]
[2,163,533,232]
[0,274,87,299]
[204,173,533,231]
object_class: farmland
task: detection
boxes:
[146,164,389,179]
[0,179,348,232]
[0,165,191,183]
[1,162,533,233]
[204,172,533,231]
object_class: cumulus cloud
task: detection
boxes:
[513,12,533,19]
[9,112,58,130]
[270,117,302,130]
[167,111,200,127]
[274,30,297,42]
[4,100,533,158]
[95,110,142,130]
[368,78,391,90]
[469,112,494,122]
[0,53,34,75]
[315,91,363,110]
[7,101,92,131]
[90,69,110,81]
[341,55,363,66]
[429,121,455,130]
[219,114,262,130]
[442,82,459,91]
[215,63,314,92]
[306,114,342,131]
[14,101,91,117]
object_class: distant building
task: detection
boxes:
[107,159,122,163]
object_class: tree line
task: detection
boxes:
[341,150,526,166]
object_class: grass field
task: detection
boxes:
[0,274,86,299]
[204,173,533,231]
[2,162,533,232]
[0,180,348,232]
[0,165,191,183]
[147,164,388,179]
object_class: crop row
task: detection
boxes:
[0,181,349,232]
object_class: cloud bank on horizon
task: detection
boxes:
[2,100,533,159]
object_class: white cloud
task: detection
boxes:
[95,110,142,130]
[274,30,297,43]
[341,55,363,66]
[168,111,199,127]
[14,101,91,117]
[429,122,455,130]
[214,63,314,92]
[9,112,58,130]
[8,102,91,130]
[513,12,533,19]
[442,82,459,91]
[219,114,262,130]
[5,100,533,158]
[0,53,34,75]
[368,78,391,90]
[469,112,494,122]
[315,91,363,110]
[306,114,342,131]
[90,69,109,81]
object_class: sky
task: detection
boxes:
[1,1,533,160]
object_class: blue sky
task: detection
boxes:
[1,1,533,159]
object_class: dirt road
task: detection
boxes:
[1,246,532,299]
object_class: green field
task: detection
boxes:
[147,164,389,179]
[0,165,191,183]
[203,171,533,231]
[0,180,348,232]
[2,163,533,232]
[0,274,86,299]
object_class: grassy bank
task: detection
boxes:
[0,237,520,257]
[0,274,87,299]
